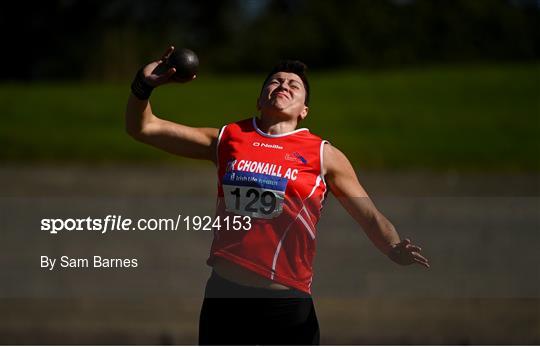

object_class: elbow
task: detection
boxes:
[125,114,152,142]
[125,124,143,141]
[125,122,151,143]
[126,126,141,140]
[125,106,155,142]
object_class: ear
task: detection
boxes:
[256,97,261,111]
[299,106,309,121]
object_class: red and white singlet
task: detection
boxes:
[207,117,329,294]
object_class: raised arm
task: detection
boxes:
[323,143,430,268]
[125,46,219,163]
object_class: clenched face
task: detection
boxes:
[257,72,309,121]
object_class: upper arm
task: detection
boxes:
[323,143,379,224]
[125,94,220,163]
[140,117,220,163]
[323,143,368,198]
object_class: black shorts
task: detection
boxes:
[198,271,320,345]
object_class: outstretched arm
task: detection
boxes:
[323,143,430,268]
[125,46,219,163]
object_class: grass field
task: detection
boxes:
[1,63,538,170]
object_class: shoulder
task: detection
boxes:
[223,117,254,134]
[322,142,353,176]
[218,117,254,141]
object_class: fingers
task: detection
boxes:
[166,67,176,78]
[394,238,411,250]
[163,67,176,81]
[153,67,176,85]
[392,238,430,268]
[411,251,429,263]
[414,258,430,268]
[405,244,422,253]
[171,73,197,83]
[401,238,423,252]
[161,46,175,61]
[411,251,430,268]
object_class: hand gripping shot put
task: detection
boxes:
[126,46,431,345]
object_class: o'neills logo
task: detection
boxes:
[252,142,283,150]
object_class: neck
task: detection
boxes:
[256,113,299,135]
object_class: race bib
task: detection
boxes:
[222,171,288,219]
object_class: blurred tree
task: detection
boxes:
[0,0,537,80]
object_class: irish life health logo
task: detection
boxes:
[285,152,308,164]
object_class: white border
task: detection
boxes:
[252,116,309,138]
[297,213,316,240]
[320,140,329,186]
[215,125,227,170]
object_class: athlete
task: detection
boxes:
[126,46,430,345]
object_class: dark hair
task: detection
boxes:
[262,60,310,106]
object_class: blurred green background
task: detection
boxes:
[1,63,538,169]
[1,0,538,171]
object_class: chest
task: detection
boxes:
[219,132,321,199]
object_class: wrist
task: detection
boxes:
[130,69,154,100]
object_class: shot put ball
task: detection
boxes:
[167,48,199,81]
